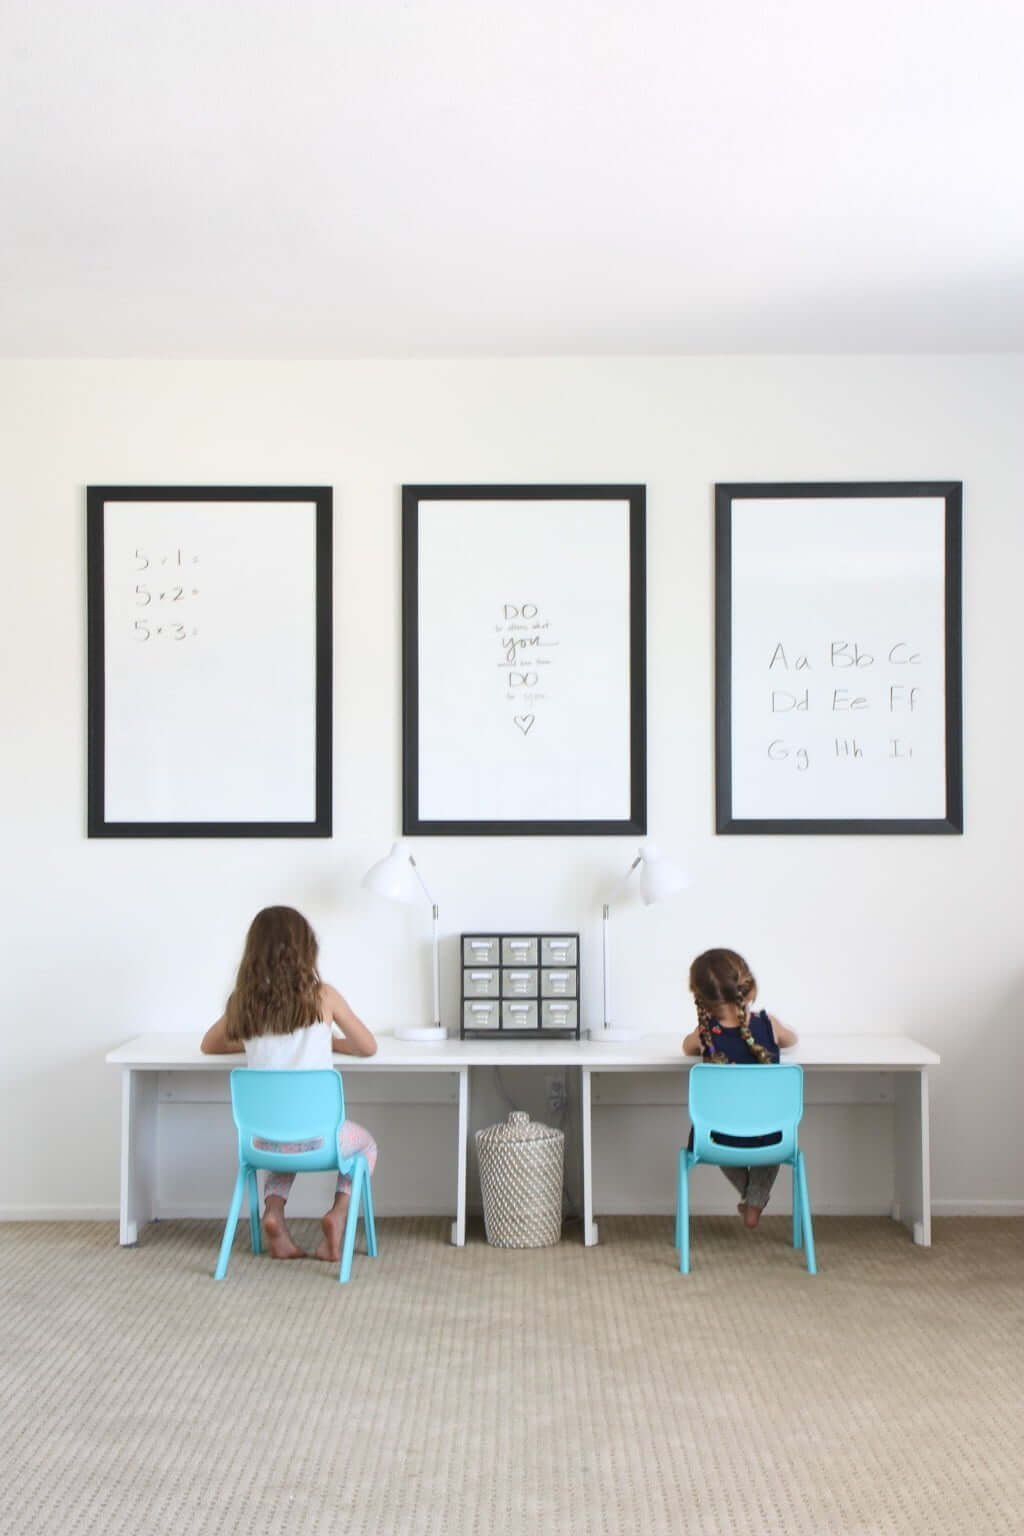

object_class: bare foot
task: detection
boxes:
[314,1194,350,1262]
[262,1202,305,1260]
[743,1203,762,1230]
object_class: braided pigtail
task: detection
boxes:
[735,980,774,1064]
[696,997,729,1064]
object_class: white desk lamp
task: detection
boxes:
[596,843,689,1043]
[361,841,446,1043]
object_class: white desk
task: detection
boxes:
[106,1032,938,1249]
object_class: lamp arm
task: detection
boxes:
[602,857,642,1032]
[402,854,440,1029]
[605,854,643,905]
[406,853,435,906]
[431,903,441,1028]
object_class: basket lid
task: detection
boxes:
[476,1110,561,1146]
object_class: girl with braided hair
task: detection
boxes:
[682,947,797,1230]
[201,906,378,1263]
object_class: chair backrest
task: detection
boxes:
[688,1062,804,1167]
[229,1068,345,1173]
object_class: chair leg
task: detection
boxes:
[247,1169,262,1254]
[792,1163,803,1251]
[339,1161,364,1284]
[675,1150,683,1250]
[678,1156,691,1274]
[362,1169,378,1259]
[796,1152,817,1275]
[214,1166,247,1280]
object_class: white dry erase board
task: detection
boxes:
[715,482,963,834]
[402,485,647,835]
[87,487,332,837]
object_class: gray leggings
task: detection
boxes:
[719,1163,780,1210]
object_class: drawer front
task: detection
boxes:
[502,936,538,966]
[464,936,500,966]
[541,999,578,1031]
[502,967,538,997]
[464,1000,500,1031]
[540,936,577,966]
[501,1000,538,1031]
[541,968,577,998]
[464,968,499,998]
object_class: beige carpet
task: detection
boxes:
[1,1217,1021,1536]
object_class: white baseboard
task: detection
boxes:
[0,1205,118,1222]
[2,1200,1021,1223]
[931,1199,1024,1217]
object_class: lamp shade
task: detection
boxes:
[361,841,422,905]
[635,843,689,906]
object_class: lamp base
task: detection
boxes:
[587,1025,642,1043]
[394,1026,448,1044]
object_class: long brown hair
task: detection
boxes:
[688,947,773,1065]
[224,906,323,1041]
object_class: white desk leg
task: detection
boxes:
[893,1068,931,1246]
[450,1066,468,1247]
[581,1066,599,1246]
[120,1068,157,1246]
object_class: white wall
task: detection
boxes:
[2,357,1022,1220]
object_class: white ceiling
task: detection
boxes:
[2,0,1022,357]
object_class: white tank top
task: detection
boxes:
[243,1021,334,1071]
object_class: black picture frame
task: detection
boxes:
[87,485,333,838]
[403,484,647,836]
[715,481,963,835]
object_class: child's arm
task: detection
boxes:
[200,1014,244,1055]
[770,1015,798,1049]
[323,984,378,1057]
[682,1029,703,1057]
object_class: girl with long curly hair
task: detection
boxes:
[201,906,378,1263]
[682,947,797,1229]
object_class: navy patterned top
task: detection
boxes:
[700,1008,780,1064]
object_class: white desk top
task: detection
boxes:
[107,1032,939,1071]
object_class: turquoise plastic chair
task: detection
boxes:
[676,1063,816,1275]
[214,1068,377,1284]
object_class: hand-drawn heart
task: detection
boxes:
[513,714,535,735]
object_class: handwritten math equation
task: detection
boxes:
[495,602,559,737]
[130,546,200,642]
[763,639,926,771]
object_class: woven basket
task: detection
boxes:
[475,1111,564,1248]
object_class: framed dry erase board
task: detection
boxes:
[715,481,963,835]
[87,486,332,838]
[402,484,647,836]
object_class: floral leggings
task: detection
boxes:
[257,1120,378,1204]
